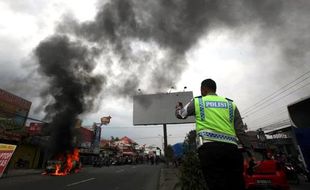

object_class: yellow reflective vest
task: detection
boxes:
[194,95,238,145]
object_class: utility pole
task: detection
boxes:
[163,124,168,152]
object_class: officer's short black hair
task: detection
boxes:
[201,79,217,92]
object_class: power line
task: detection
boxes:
[252,119,291,131]
[0,109,47,123]
[250,113,288,129]
[244,79,310,125]
[242,70,310,113]
[244,105,287,121]
[241,70,310,115]
[246,109,288,125]
[243,76,310,116]
[243,80,310,117]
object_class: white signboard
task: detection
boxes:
[133,91,195,125]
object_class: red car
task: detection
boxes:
[243,152,290,190]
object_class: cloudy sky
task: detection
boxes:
[1,0,310,148]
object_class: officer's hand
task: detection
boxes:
[176,102,183,109]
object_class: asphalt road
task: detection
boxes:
[0,164,162,190]
[1,164,309,190]
[290,178,310,190]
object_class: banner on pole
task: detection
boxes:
[100,116,111,125]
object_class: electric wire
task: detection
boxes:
[241,70,310,115]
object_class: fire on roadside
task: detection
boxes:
[43,148,81,176]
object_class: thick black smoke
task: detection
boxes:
[34,0,310,154]
[35,35,104,155]
[57,0,305,96]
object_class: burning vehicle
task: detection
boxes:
[45,160,65,174]
[44,148,81,176]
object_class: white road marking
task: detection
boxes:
[115,169,125,173]
[66,178,96,187]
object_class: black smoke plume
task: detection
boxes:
[57,0,310,96]
[35,35,104,155]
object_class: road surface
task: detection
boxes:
[0,164,161,190]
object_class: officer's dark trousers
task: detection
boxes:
[198,142,245,190]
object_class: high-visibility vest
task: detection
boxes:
[194,95,238,145]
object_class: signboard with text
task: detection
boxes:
[0,88,31,131]
[27,122,43,135]
[0,143,17,178]
[101,116,111,125]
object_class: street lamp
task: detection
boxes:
[137,89,142,94]
[168,86,174,93]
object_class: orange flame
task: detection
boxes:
[54,163,66,176]
[47,148,80,176]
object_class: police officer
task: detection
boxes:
[176,78,251,190]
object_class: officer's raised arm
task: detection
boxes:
[175,99,195,119]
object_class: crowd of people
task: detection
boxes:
[92,153,161,167]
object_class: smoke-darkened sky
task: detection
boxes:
[1,0,310,148]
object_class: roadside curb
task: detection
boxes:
[1,169,43,179]
[158,167,180,190]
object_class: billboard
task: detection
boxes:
[0,143,17,178]
[0,88,31,131]
[133,91,195,125]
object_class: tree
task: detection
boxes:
[165,145,174,162]
[175,130,208,190]
[183,130,196,152]
[110,136,119,142]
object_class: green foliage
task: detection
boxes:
[110,136,120,141]
[183,130,197,152]
[175,130,208,190]
[175,150,207,190]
